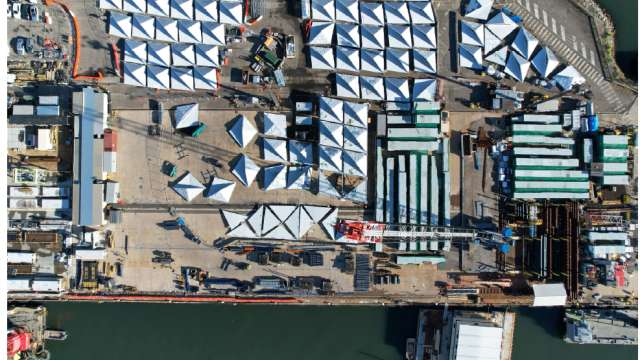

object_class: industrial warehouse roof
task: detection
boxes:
[511,27,539,60]
[195,44,220,67]
[219,1,243,25]
[464,0,493,20]
[171,43,194,66]
[319,97,343,123]
[386,48,410,73]
[309,46,335,70]
[531,47,560,78]
[335,73,360,98]
[286,165,311,190]
[123,62,146,86]
[155,17,179,42]
[262,112,287,137]
[174,103,198,128]
[147,0,170,16]
[100,0,121,10]
[335,0,358,23]
[413,49,437,73]
[454,324,502,360]
[226,222,256,238]
[319,145,342,172]
[384,2,410,24]
[336,23,360,48]
[285,206,315,239]
[342,149,367,177]
[123,0,145,13]
[484,27,502,54]
[269,205,297,223]
[193,66,218,89]
[360,2,383,26]
[171,0,193,19]
[148,42,171,67]
[172,172,205,201]
[387,25,412,49]
[109,12,132,38]
[385,77,410,102]
[178,20,202,43]
[246,206,265,236]
[408,1,435,24]
[288,140,313,164]
[262,164,287,191]
[412,25,437,49]
[147,65,170,89]
[202,21,225,45]
[194,0,218,22]
[319,120,344,148]
[460,20,484,47]
[307,22,334,46]
[486,11,518,39]
[312,0,335,21]
[413,78,437,101]
[228,115,257,148]
[261,207,282,235]
[484,45,508,66]
[124,39,146,64]
[459,44,483,69]
[231,154,259,187]
[262,138,288,162]
[321,207,337,239]
[336,46,359,72]
[361,25,385,50]
[504,51,531,82]
[361,48,384,72]
[132,14,154,40]
[204,177,235,202]
[221,209,246,230]
[304,206,332,223]
[360,76,385,101]
[554,66,585,91]
[343,101,367,127]
[343,125,367,152]
[532,283,567,306]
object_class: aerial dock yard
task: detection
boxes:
[6,0,638,320]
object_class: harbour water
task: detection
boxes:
[597,0,638,80]
[44,303,637,360]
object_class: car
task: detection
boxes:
[11,2,20,17]
[24,37,32,53]
[15,37,25,55]
[7,3,12,17]
[28,4,37,20]
[152,256,174,264]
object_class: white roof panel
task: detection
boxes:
[460,20,484,47]
[413,78,437,101]
[263,224,295,240]
[335,73,360,98]
[360,2,384,26]
[123,0,146,13]
[147,65,170,89]
[221,210,246,230]
[531,47,560,78]
[486,11,518,39]
[147,0,170,16]
[511,27,539,60]
[263,164,287,191]
[336,23,360,48]
[100,0,122,10]
[261,207,281,234]
[307,21,335,46]
[124,39,147,64]
[172,172,205,201]
[132,14,155,40]
[170,66,195,90]
[413,49,436,73]
[304,206,332,223]
[384,77,410,102]
[387,25,412,49]
[270,205,297,222]
[343,101,368,128]
[194,0,218,22]
[343,125,367,152]
[123,62,146,86]
[319,145,342,173]
[312,0,335,21]
[262,112,287,137]
[361,48,384,72]
[228,114,257,148]
[262,138,288,162]
[178,20,202,43]
[335,0,358,23]
[360,25,385,50]
[360,76,385,101]
[464,0,493,21]
[412,24,437,49]
[485,45,507,66]
[193,66,218,89]
[231,154,259,187]
[288,140,313,165]
[554,65,585,91]
[226,222,256,238]
[174,103,199,128]
[205,177,236,202]
[386,48,410,73]
[504,51,531,82]
[459,43,483,70]
[247,206,265,235]
[408,1,435,24]
[384,2,410,25]
[286,166,312,190]
[202,21,226,45]
[155,17,179,42]
[342,149,367,177]
[148,41,171,67]
[319,120,344,148]
[319,97,343,123]
[484,27,502,54]
[309,46,335,70]
[195,44,220,67]
[336,46,360,72]
[109,12,132,38]
[219,1,244,25]
[171,0,193,19]
[172,43,195,66]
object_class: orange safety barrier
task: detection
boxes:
[64,294,302,303]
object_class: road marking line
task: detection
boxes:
[581,43,588,58]
[560,25,566,41]
[572,35,578,51]
[542,10,548,26]
[525,0,530,12]
[590,50,596,66]
[533,3,539,18]
[551,18,557,34]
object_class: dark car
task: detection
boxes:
[152,256,174,264]
[24,38,33,53]
[15,37,25,55]
[28,4,38,21]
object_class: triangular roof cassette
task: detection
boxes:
[262,113,287,137]
[174,103,198,129]
[531,47,560,78]
[307,22,334,46]
[484,27,502,54]
[147,0,169,16]
[360,76,384,101]
[262,138,288,162]
[123,0,145,13]
[343,179,367,204]
[100,0,122,11]
[464,0,493,21]
[554,66,585,91]
[286,166,311,190]
[219,1,244,25]
[172,43,195,66]
[311,0,335,21]
[231,154,259,187]
[148,42,171,67]
[221,209,246,230]
[288,140,313,165]
[202,21,225,46]
[459,44,483,70]
[262,206,281,234]
[413,49,437,74]
[171,0,193,20]
[147,65,170,89]
[204,177,236,202]
[178,20,202,44]
[386,48,410,73]
[228,115,257,148]
[263,224,295,240]
[319,97,343,123]
[335,0,358,23]
[318,172,341,198]
[226,222,256,238]
[269,205,297,223]
[124,39,146,64]
[336,46,360,72]
[246,205,265,236]
[343,125,367,153]
[413,78,437,101]
[309,46,335,70]
[360,48,384,72]
[194,66,218,90]
[319,121,344,148]
[460,20,484,47]
[486,11,518,40]
[123,62,146,86]
[171,172,205,201]
[342,150,367,177]
[320,208,338,240]
[194,0,218,22]
[408,1,435,24]
[360,25,385,50]
[303,206,332,223]
[336,23,360,48]
[109,12,132,38]
[504,51,531,82]
[511,27,539,60]
[319,145,342,173]
[284,207,301,239]
[335,73,360,99]
[412,25,437,50]
[343,101,368,128]
[155,18,179,43]
[195,44,220,67]
[384,2,410,25]
[360,2,384,26]
[132,14,155,40]
[170,67,194,91]
[387,25,412,49]
[262,164,287,191]
[384,77,410,102]
[298,208,314,239]
[485,45,508,66]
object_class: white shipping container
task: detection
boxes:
[9,187,39,197]
[41,187,69,197]
[32,278,62,292]
[103,151,117,173]
[8,252,36,264]
[75,249,107,261]
[12,105,34,116]
[601,135,627,145]
[41,198,70,209]
[39,95,59,105]
[105,182,120,203]
[7,278,31,292]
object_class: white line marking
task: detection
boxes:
[542,10,548,26]
[581,43,588,58]
[572,35,578,51]
[551,18,557,34]
[590,50,596,65]
[525,0,530,12]
[560,25,566,41]
[533,3,539,18]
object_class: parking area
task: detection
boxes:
[7,1,69,61]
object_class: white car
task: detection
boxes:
[7,3,12,17]
[11,2,20,17]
